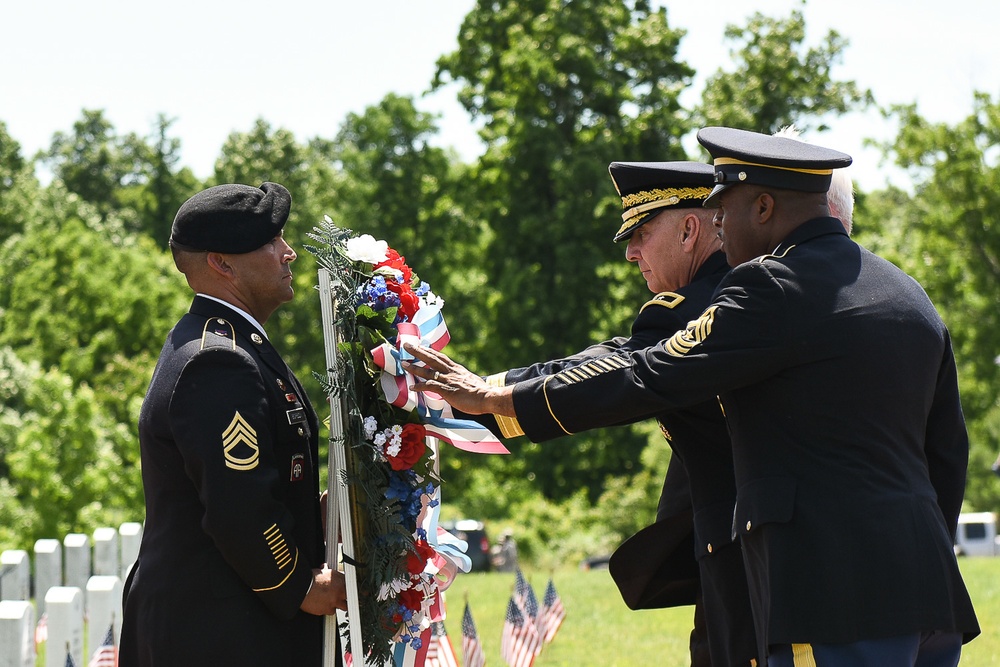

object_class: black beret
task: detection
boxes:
[169,182,292,253]
[608,161,715,242]
[696,127,853,207]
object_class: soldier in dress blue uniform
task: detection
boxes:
[120,182,347,666]
[405,128,980,666]
[477,161,756,666]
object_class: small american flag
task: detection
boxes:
[538,579,565,644]
[500,596,540,667]
[88,623,118,667]
[461,603,485,667]
[425,621,459,667]
[513,569,539,624]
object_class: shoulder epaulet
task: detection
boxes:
[640,292,685,313]
[200,317,237,351]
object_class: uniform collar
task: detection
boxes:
[194,293,267,339]
[773,217,848,256]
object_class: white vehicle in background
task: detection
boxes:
[954,512,1000,556]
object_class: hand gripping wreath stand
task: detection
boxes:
[318,268,376,667]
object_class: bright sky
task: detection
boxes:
[3,0,998,193]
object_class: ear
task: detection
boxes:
[680,213,700,247]
[755,193,776,224]
[206,252,235,278]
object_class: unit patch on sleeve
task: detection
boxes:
[663,306,718,357]
[222,411,260,471]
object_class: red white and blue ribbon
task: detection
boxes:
[371,302,509,455]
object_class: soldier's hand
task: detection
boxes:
[403,343,515,417]
[300,567,347,615]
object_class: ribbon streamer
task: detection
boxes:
[372,302,509,455]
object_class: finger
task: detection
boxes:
[403,360,434,381]
[404,342,449,367]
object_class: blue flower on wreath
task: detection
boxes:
[358,276,402,312]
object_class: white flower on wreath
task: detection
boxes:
[344,232,389,264]
[363,415,379,440]
[377,578,410,602]
[420,291,444,308]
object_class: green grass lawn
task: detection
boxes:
[441,558,1000,666]
[33,557,1000,665]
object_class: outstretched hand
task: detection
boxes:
[402,343,516,417]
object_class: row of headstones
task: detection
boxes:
[0,579,121,667]
[0,522,141,667]
[0,523,141,611]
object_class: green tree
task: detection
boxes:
[41,110,132,216]
[856,94,1000,511]
[40,110,200,242]
[323,94,491,356]
[0,120,42,244]
[0,218,189,428]
[117,115,202,247]
[696,9,872,134]
[0,348,140,552]
[433,0,699,500]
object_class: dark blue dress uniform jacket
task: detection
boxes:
[499,252,756,666]
[120,296,324,666]
[510,218,980,659]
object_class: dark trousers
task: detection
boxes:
[768,631,962,667]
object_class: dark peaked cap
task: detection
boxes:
[697,127,852,208]
[170,182,292,253]
[609,161,715,242]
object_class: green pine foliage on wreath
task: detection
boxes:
[306,217,444,663]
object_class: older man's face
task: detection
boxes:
[625,210,692,293]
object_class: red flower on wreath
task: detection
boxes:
[374,248,420,321]
[388,423,427,471]
[375,249,413,284]
[398,587,424,612]
[406,538,438,575]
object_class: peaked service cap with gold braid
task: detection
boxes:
[609,161,715,242]
[696,126,853,208]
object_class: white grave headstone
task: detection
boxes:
[43,587,83,667]
[85,576,122,660]
[92,528,118,577]
[0,551,30,601]
[0,599,35,667]
[119,522,142,580]
[62,534,90,605]
[32,540,61,616]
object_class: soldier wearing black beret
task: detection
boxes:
[120,182,347,666]
[404,127,980,666]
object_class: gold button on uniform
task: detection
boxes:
[746,521,752,532]
[707,543,713,554]
[297,427,305,436]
